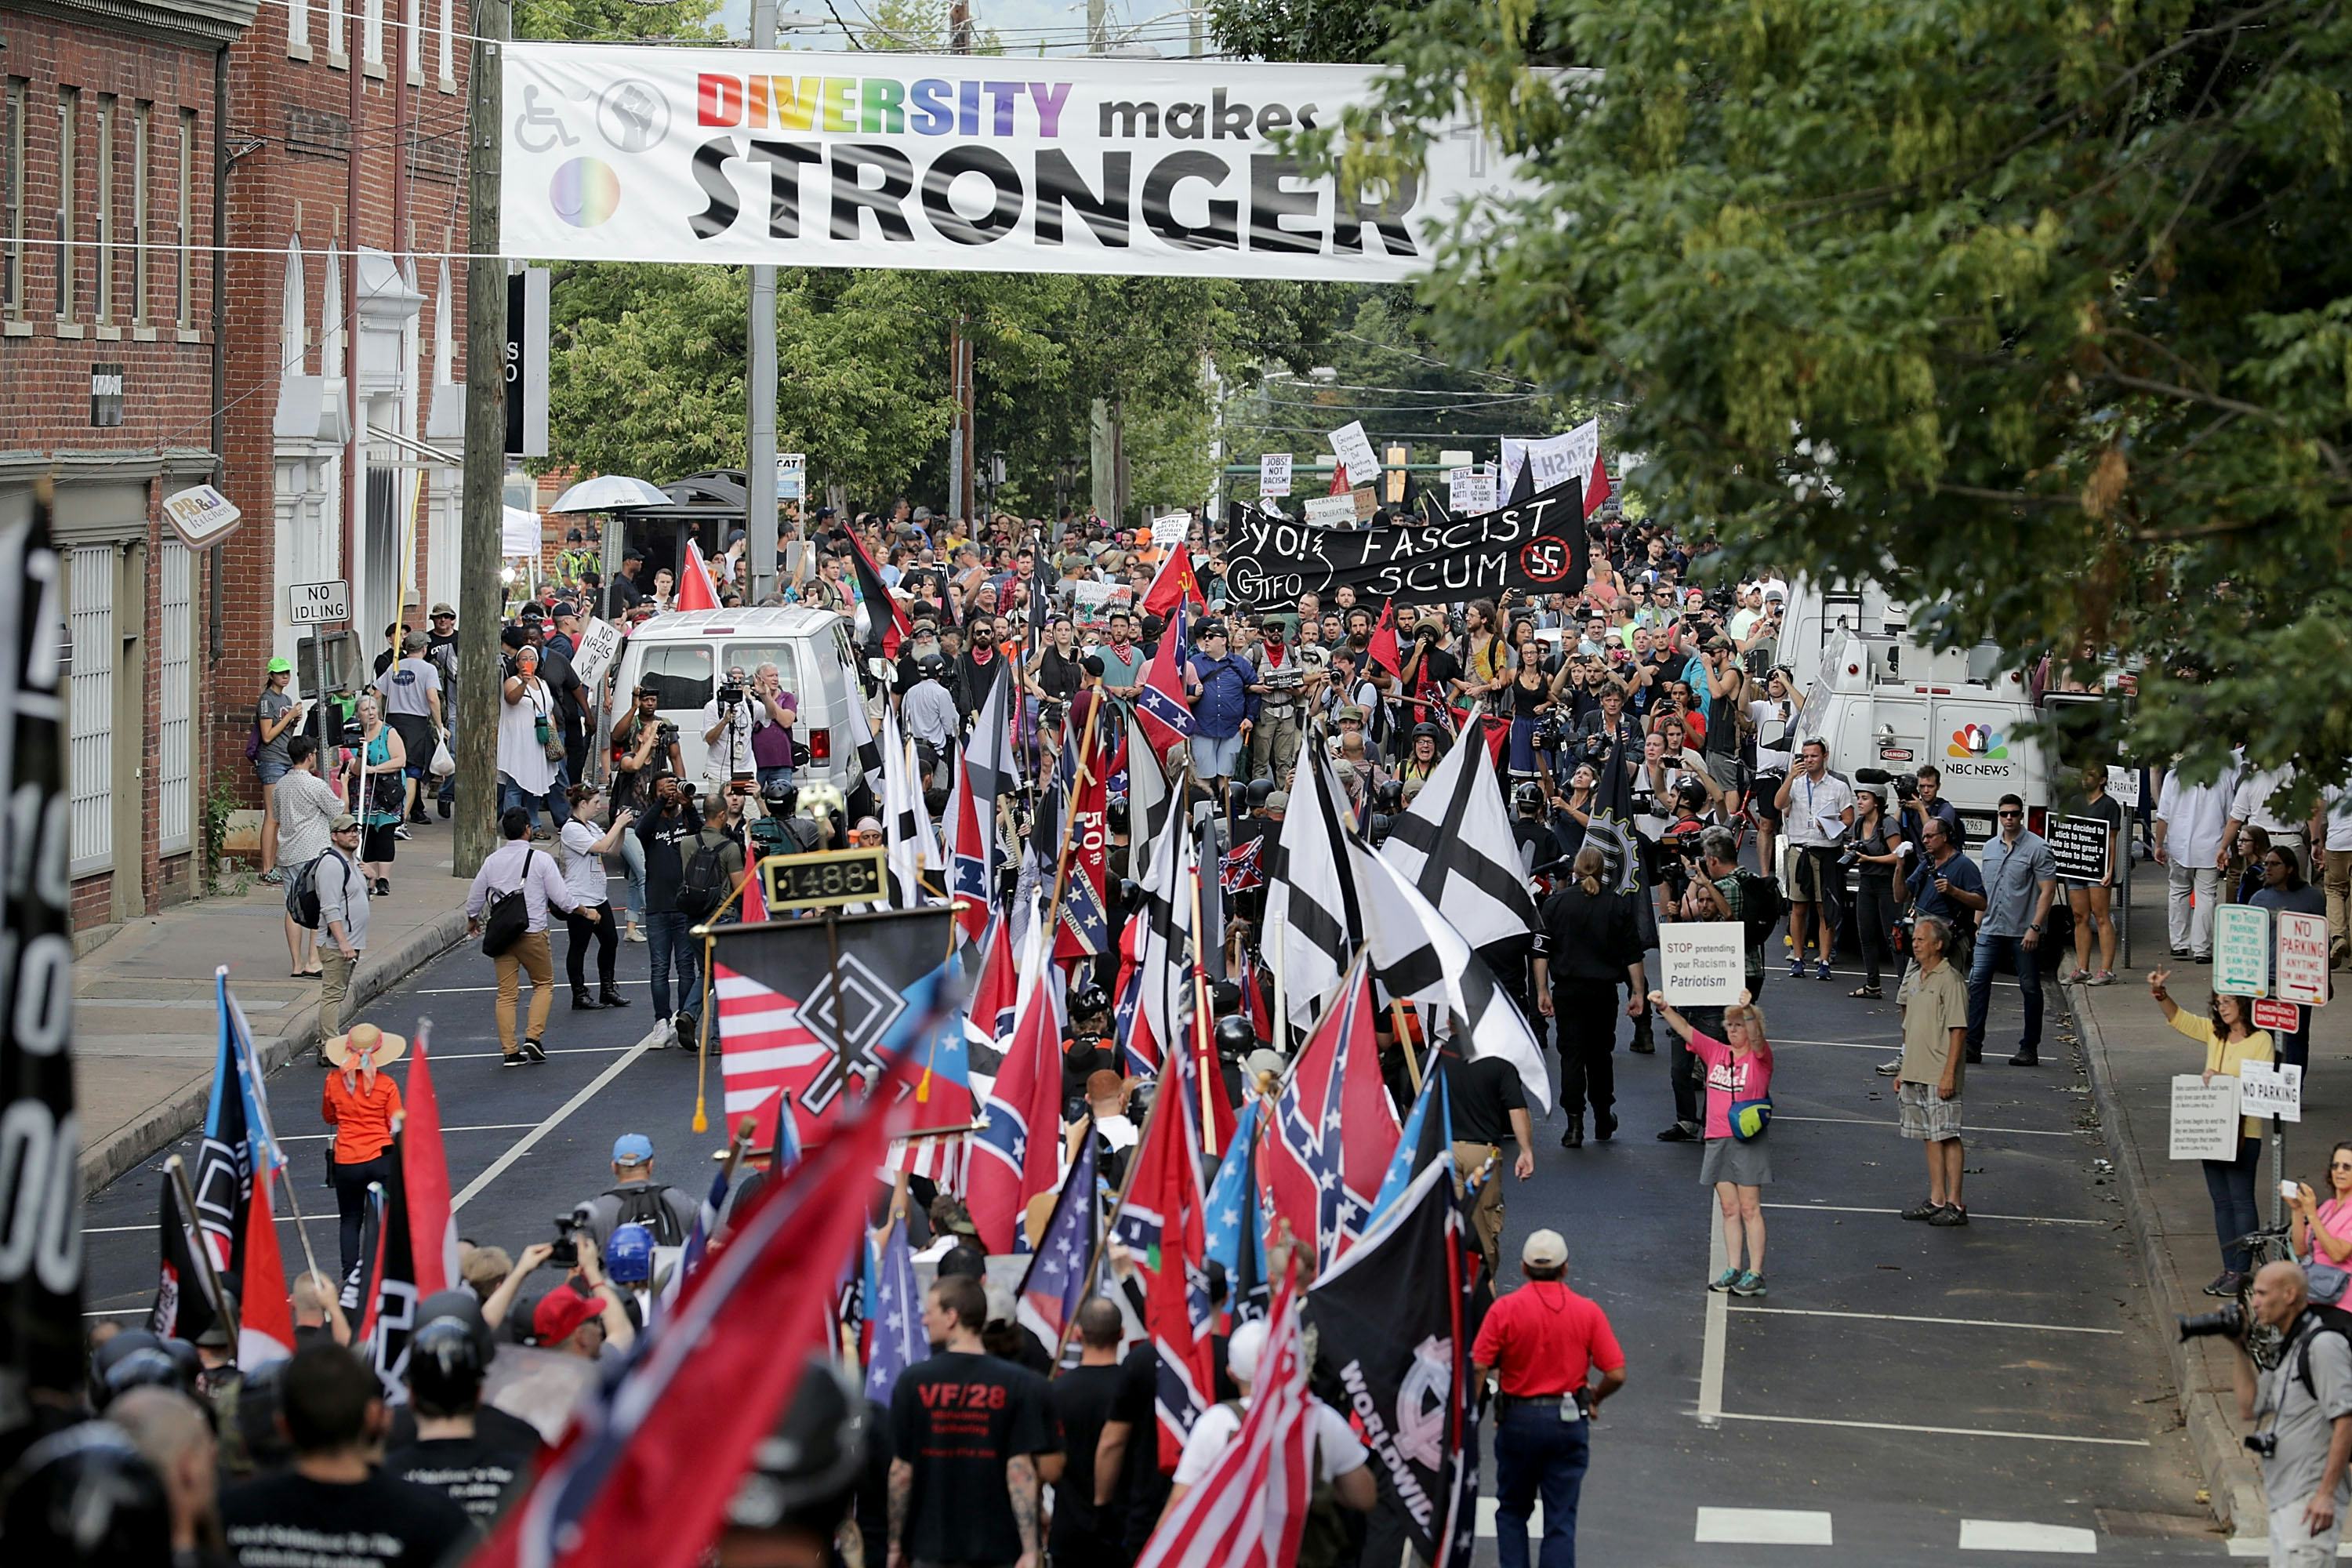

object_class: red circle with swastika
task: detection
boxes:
[1518,537,1573,583]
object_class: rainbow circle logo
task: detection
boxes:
[1947,724,2008,759]
[549,158,622,228]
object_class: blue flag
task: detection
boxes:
[1015,1128,1098,1354]
[863,1217,925,1407]
[1368,1069,1452,1230]
[1201,1098,1268,1323]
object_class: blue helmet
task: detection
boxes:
[607,1222,655,1285]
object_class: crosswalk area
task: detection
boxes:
[1476,1502,2296,1559]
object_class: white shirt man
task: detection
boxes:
[698,666,759,787]
[1164,1319,1374,1515]
[2154,760,2238,961]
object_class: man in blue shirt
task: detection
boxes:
[1184,619,1260,789]
[1969,793,2060,1067]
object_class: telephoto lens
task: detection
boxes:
[2177,1303,2246,1341]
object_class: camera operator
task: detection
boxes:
[1573,680,1644,820]
[699,664,759,793]
[2220,1261,2352,1563]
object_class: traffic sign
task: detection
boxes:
[2253,998,2302,1035]
[2212,904,2270,997]
[2278,910,2331,1006]
[287,579,350,627]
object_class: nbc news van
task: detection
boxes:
[1796,630,2055,847]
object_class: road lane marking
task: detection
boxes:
[1773,1112,2076,1138]
[271,1123,542,1143]
[1697,1194,1726,1428]
[1958,1519,2097,1553]
[452,1022,667,1211]
[1761,1202,2104,1225]
[1696,1507,1833,1545]
[1767,1036,1904,1051]
[1475,1497,1544,1538]
[430,1044,641,1061]
[418,979,649,996]
[1708,1410,2148,1446]
[1729,1304,2123,1335]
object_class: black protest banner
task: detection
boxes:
[1220,475,1588,613]
[2049,815,2114,884]
[0,487,81,1439]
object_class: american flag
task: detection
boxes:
[1014,1126,1097,1352]
[1111,1044,1215,1468]
[1133,1268,1316,1568]
[1263,958,1397,1268]
[862,1215,924,1407]
[1135,602,1195,761]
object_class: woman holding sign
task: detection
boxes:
[2149,968,2274,1296]
[1650,990,1775,1298]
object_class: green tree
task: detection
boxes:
[1303,0,2352,793]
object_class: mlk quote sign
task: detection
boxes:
[500,46,1535,281]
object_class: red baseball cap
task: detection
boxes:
[532,1287,601,1346]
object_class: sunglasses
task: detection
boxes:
[1998,809,2023,818]
[2332,1161,2352,1171]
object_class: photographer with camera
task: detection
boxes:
[1848,772,1913,1000]
[699,663,760,794]
[2194,1261,2352,1564]
[482,1229,635,1361]
[609,688,683,943]
[1776,739,1855,982]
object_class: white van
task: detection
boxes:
[605,608,866,793]
[1796,630,2054,845]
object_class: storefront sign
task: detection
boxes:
[505,269,550,458]
[500,47,1533,282]
[161,484,242,548]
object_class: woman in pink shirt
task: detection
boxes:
[2290,1140,2352,1295]
[1653,991,1775,1298]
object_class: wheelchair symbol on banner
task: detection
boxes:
[514,85,582,154]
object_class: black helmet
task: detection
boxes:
[1674,776,1709,812]
[406,1318,488,1413]
[1212,1014,1256,1061]
[722,1357,866,1540]
[1069,986,1111,1022]
[761,774,796,805]
[1410,721,1446,746]
[1512,781,1545,815]
[91,1331,199,1410]
[1373,779,1405,814]
[1210,978,1243,1017]
[1105,798,1131,834]
[0,1424,172,1565]
[1245,779,1275,809]
[235,1359,293,1472]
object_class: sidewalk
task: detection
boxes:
[74,833,473,1193]
[2071,860,2346,1537]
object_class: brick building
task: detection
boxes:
[0,0,470,932]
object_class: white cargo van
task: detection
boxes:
[1796,631,2053,845]
[605,608,866,792]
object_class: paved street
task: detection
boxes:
[75,888,2225,1565]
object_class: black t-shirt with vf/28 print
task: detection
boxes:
[887,1349,1061,1566]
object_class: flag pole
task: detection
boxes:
[165,1155,240,1341]
[1392,1000,1424,1094]
[1187,853,1220,1160]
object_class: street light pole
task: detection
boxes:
[746,0,779,604]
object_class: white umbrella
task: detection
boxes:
[547,474,673,513]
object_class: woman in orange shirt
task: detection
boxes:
[321,1022,405,1279]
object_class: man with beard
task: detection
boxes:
[955,615,1006,726]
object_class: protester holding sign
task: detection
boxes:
[1650,991,1774,1298]
[2059,764,2127,987]
[2149,967,2275,1296]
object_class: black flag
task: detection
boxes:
[0,485,83,1446]
[151,1172,221,1344]
[340,1132,421,1402]
[1307,1156,1480,1568]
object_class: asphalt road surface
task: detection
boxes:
[80,907,2220,1564]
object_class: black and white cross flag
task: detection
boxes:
[1381,724,1536,949]
[1261,746,1362,1027]
[1353,840,1551,1112]
[1134,801,1197,1067]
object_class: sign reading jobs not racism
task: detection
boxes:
[1221,474,1590,612]
[500,45,1533,281]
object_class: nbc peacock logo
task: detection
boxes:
[1947,724,2008,760]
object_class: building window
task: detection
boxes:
[67,545,114,876]
[364,0,385,71]
[158,540,194,855]
[93,96,112,323]
[438,0,455,87]
[54,89,75,321]
[176,110,194,328]
[132,103,150,324]
[328,0,346,64]
[3,80,23,315]
[405,0,422,80]
[289,0,311,56]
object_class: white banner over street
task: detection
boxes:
[499,45,1530,281]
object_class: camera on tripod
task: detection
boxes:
[717,678,748,709]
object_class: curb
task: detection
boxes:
[2065,985,2266,1535]
[77,909,474,1194]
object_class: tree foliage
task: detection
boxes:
[1303,0,2352,793]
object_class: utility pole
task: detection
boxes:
[746,0,779,601]
[947,0,975,524]
[456,0,510,878]
[1188,0,1200,56]
[1087,0,1105,50]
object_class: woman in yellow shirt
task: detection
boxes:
[2150,968,2274,1298]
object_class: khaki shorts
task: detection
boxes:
[1898,1081,1963,1141]
[1789,844,1840,904]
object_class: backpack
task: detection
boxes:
[606,1183,686,1247]
[1735,869,1784,952]
[283,851,339,930]
[678,833,732,920]
[2292,1305,2352,1401]
[480,849,535,958]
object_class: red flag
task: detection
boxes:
[474,1064,911,1568]
[739,863,768,924]
[1447,706,1511,770]
[1329,463,1351,495]
[1115,1045,1215,1469]
[676,539,720,612]
[236,1169,296,1370]
[1142,543,1206,618]
[966,978,1065,1256]
[401,1026,458,1299]
[1366,599,1400,677]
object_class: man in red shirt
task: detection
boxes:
[1471,1229,1628,1568]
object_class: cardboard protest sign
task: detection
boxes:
[1661,922,1744,1006]
[1259,453,1292,497]
[2169,1075,2241,1160]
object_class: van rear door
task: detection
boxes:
[637,641,718,779]
[1929,695,2036,844]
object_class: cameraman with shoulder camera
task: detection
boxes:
[2223,1261,2352,1565]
